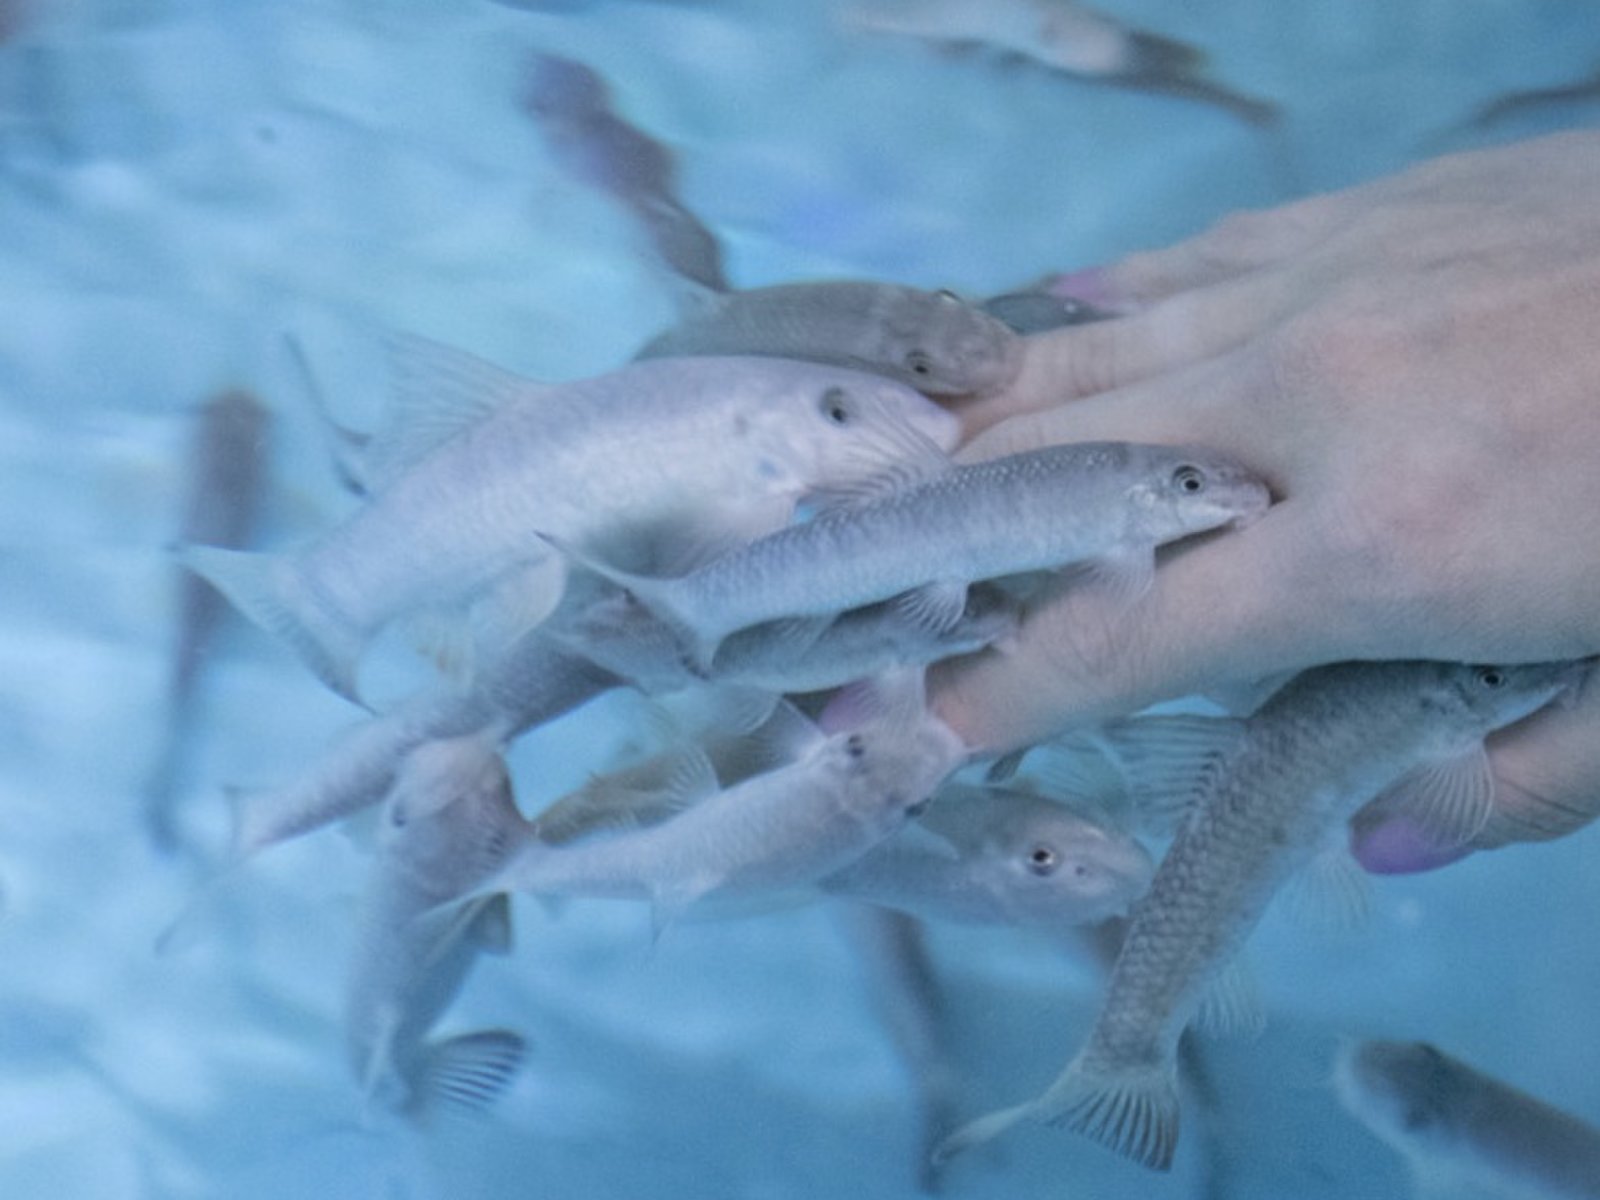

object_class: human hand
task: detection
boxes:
[927,127,1600,843]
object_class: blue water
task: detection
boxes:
[5,1,1600,1197]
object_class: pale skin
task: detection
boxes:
[927,130,1600,866]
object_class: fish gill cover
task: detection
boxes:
[3,1,1600,1199]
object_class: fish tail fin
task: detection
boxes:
[416,1029,527,1119]
[1037,1052,1181,1171]
[535,533,715,670]
[178,545,366,703]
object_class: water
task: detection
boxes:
[4,0,1600,1196]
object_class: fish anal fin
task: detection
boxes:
[1374,745,1494,848]
[179,545,366,705]
[1193,956,1265,1039]
[418,1029,527,1119]
[1280,843,1372,932]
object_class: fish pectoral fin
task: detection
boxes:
[468,557,570,667]
[368,333,549,492]
[1058,546,1157,609]
[1193,955,1265,1039]
[1037,1054,1182,1172]
[805,426,955,514]
[418,1029,528,1119]
[650,878,717,942]
[1373,745,1495,848]
[1279,842,1372,932]
[893,581,970,636]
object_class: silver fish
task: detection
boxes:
[849,0,1279,126]
[228,616,619,862]
[573,440,1270,667]
[182,342,958,702]
[937,659,1583,1171]
[482,674,966,931]
[560,580,1020,697]
[1336,1038,1600,1199]
[979,288,1114,334]
[822,781,1153,928]
[346,736,528,1119]
[636,281,1024,398]
[522,52,728,293]
[144,389,270,853]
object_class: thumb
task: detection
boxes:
[1349,668,1600,874]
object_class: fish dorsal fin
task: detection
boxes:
[1192,955,1265,1038]
[1371,746,1495,848]
[365,334,551,492]
[418,1029,527,1118]
[804,424,955,514]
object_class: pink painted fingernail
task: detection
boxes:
[1348,815,1474,876]
[1043,267,1128,310]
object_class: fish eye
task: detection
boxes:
[1474,666,1507,689]
[819,387,853,425]
[904,349,934,377]
[1027,844,1059,876]
[1171,465,1207,494]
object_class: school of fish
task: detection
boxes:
[157,28,1600,1198]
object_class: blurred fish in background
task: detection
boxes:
[142,388,270,855]
[843,0,1280,127]
[1335,1038,1600,1199]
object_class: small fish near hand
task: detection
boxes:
[558,439,1270,672]
[935,658,1583,1173]
[822,780,1154,929]
[346,736,530,1121]
[181,339,958,704]
[635,281,1025,399]
[1335,1038,1600,1200]
[472,671,967,936]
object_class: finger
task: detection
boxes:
[927,501,1338,755]
[1100,193,1346,304]
[1348,669,1600,874]
[1477,672,1600,849]
[953,271,1299,441]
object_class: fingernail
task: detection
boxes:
[1043,267,1130,311]
[1348,815,1474,876]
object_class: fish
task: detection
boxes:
[565,440,1270,669]
[821,780,1154,928]
[635,282,1025,398]
[848,0,1279,127]
[558,579,1020,698]
[478,672,966,933]
[227,607,621,862]
[935,659,1583,1172]
[346,736,529,1119]
[1335,1038,1600,1199]
[836,907,962,1194]
[181,340,959,702]
[522,52,729,293]
[143,389,270,853]
[1460,62,1600,132]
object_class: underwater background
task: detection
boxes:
[5,0,1600,1196]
